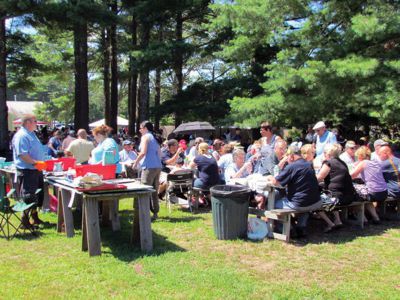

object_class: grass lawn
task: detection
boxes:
[1,199,400,299]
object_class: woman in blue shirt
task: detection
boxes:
[132,121,162,221]
[89,125,122,174]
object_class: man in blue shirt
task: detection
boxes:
[12,114,46,227]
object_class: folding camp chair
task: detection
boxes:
[0,175,37,240]
[165,170,194,213]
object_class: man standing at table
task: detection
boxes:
[12,114,45,227]
[65,129,94,164]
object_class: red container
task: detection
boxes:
[45,157,76,171]
[75,164,116,179]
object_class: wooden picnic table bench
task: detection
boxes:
[248,201,366,242]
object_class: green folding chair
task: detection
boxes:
[0,176,36,240]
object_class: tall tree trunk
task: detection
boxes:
[154,67,161,131]
[109,0,118,133]
[73,21,89,131]
[138,22,150,123]
[154,24,162,131]
[102,28,111,126]
[173,11,183,127]
[128,16,138,135]
[0,18,8,157]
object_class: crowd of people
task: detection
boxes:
[10,115,400,236]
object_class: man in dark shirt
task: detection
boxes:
[161,139,185,173]
[266,145,322,234]
[380,145,400,198]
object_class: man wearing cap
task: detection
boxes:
[119,140,139,178]
[266,145,322,237]
[158,139,186,198]
[380,145,400,198]
[12,114,46,227]
[161,139,185,172]
[339,140,357,170]
[371,139,388,161]
[65,129,94,164]
[313,121,337,158]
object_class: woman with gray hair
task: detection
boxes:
[316,143,357,232]
[224,149,252,184]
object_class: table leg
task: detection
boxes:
[137,193,153,252]
[267,186,276,233]
[101,201,111,227]
[61,189,75,237]
[131,197,140,245]
[57,189,64,233]
[85,198,101,256]
[110,200,121,231]
[42,181,50,211]
[82,200,88,251]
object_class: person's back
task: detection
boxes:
[66,130,94,164]
[141,132,162,169]
[276,158,320,207]
[194,154,219,187]
[323,157,354,204]
[381,156,400,197]
[361,160,387,193]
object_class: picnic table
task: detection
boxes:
[46,177,154,256]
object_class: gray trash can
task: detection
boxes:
[210,185,251,240]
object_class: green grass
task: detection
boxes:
[1,200,400,299]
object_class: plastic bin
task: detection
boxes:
[45,157,76,171]
[75,164,116,179]
[210,185,251,240]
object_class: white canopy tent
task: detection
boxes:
[89,116,129,128]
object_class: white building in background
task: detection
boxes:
[6,101,43,129]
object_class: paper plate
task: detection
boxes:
[247,217,268,240]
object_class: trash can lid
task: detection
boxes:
[210,184,251,197]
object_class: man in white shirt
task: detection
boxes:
[65,129,94,164]
[371,139,389,161]
[339,140,356,171]
[119,140,138,177]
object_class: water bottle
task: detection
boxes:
[66,167,75,182]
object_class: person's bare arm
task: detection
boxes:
[132,135,149,169]
[350,160,365,179]
[317,164,330,182]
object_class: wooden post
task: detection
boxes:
[85,197,101,256]
[61,189,75,237]
[82,199,88,251]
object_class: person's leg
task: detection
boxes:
[20,169,44,225]
[318,211,336,231]
[365,202,380,222]
[151,169,161,216]
[141,169,154,213]
[332,211,343,226]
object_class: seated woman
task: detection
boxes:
[224,149,252,184]
[350,146,388,224]
[189,142,220,203]
[89,124,122,175]
[316,144,357,232]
